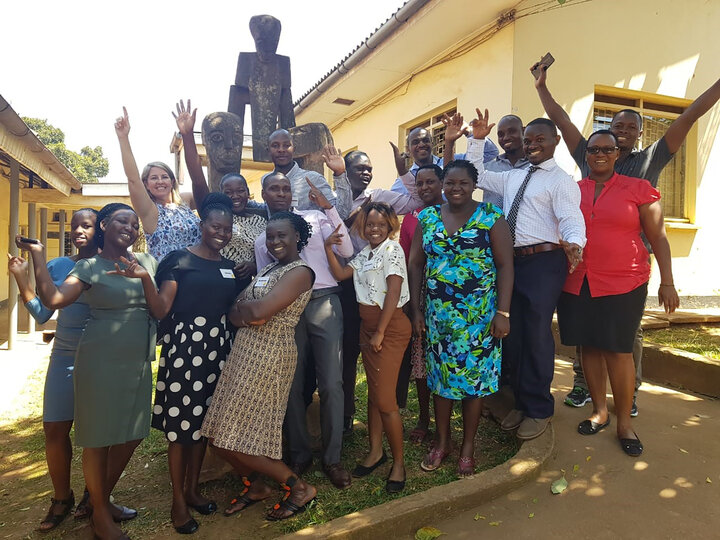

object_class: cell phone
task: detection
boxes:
[19,236,40,244]
[532,52,555,79]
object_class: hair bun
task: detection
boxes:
[199,192,233,220]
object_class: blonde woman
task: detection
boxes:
[115,107,200,261]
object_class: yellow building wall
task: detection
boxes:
[301,0,719,296]
[318,24,516,190]
[511,0,720,296]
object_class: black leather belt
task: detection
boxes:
[513,242,561,257]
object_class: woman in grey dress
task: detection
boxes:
[26,203,161,540]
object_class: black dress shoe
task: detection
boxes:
[111,504,138,522]
[174,517,199,535]
[385,467,406,494]
[577,418,611,436]
[188,501,217,515]
[351,452,387,478]
[323,463,352,489]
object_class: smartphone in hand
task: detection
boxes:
[532,52,555,79]
[19,236,40,244]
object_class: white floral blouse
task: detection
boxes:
[349,238,409,308]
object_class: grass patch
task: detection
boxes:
[645,323,720,360]
[0,353,518,539]
[275,367,519,534]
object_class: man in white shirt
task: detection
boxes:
[466,112,585,441]
[254,172,354,488]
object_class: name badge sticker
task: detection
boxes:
[220,268,235,278]
[254,276,271,287]
[361,260,376,272]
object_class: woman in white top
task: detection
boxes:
[324,201,411,494]
[115,107,200,261]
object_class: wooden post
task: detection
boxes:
[58,209,66,257]
[8,158,20,350]
[26,203,37,333]
[40,207,48,246]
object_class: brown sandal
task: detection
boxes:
[39,490,75,532]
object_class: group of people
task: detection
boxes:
[8,60,720,538]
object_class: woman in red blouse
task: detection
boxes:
[557,130,679,457]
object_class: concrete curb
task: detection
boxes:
[282,424,555,539]
[643,342,720,398]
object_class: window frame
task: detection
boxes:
[399,101,458,167]
[592,85,697,222]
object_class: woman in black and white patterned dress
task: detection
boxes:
[133,193,241,534]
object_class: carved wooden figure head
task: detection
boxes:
[201,112,243,174]
[249,15,281,58]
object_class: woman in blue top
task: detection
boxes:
[408,160,514,477]
[115,107,200,261]
[8,209,97,531]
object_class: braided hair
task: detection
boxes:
[199,192,233,221]
[95,203,135,249]
[268,211,312,252]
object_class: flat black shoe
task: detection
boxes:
[619,434,644,457]
[385,467,406,494]
[577,418,610,435]
[174,517,199,534]
[351,452,387,478]
[188,501,217,515]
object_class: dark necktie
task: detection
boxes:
[506,165,539,244]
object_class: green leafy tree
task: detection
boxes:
[22,117,109,183]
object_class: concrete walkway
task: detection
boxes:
[404,359,720,539]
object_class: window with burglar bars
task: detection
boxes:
[593,91,689,219]
[405,106,457,161]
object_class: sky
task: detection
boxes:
[2,0,405,182]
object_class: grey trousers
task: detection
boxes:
[572,324,643,396]
[284,290,344,466]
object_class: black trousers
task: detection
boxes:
[504,249,567,419]
[339,278,361,419]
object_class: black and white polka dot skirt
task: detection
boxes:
[151,312,232,444]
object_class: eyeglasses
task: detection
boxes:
[586,146,618,155]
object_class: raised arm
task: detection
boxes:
[309,177,355,258]
[407,225,427,337]
[115,107,159,233]
[173,99,210,208]
[17,238,84,310]
[322,146,352,220]
[639,201,679,313]
[230,265,313,326]
[532,61,583,155]
[442,112,466,165]
[488,217,514,338]
[8,254,56,324]
[664,77,720,154]
[466,109,511,195]
[323,226,354,282]
[7,254,37,304]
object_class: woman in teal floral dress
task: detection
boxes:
[408,160,514,476]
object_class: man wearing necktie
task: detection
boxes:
[466,109,585,441]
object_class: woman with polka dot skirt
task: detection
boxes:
[129,194,241,534]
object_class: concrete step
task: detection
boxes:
[551,319,720,398]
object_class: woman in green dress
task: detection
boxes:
[27,203,160,540]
